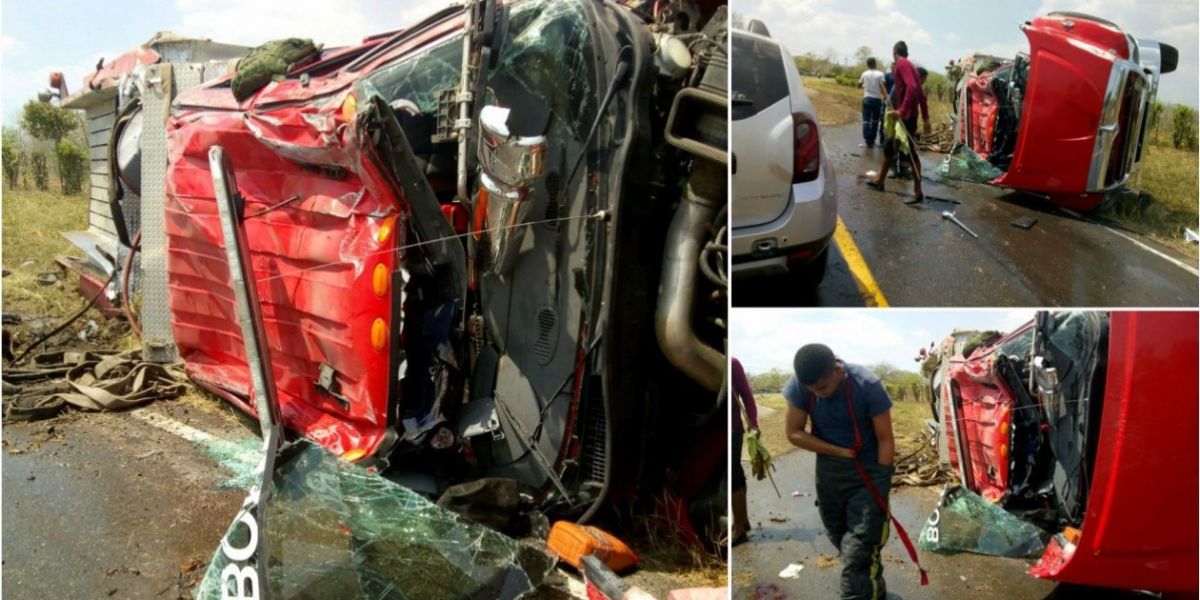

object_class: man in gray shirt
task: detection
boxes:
[858,58,886,149]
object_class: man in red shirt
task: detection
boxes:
[866,41,929,204]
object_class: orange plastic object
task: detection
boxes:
[547,521,639,574]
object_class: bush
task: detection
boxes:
[2,129,20,190]
[30,153,49,190]
[56,140,88,195]
[1172,106,1198,152]
[835,75,857,87]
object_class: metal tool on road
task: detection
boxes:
[941,210,979,238]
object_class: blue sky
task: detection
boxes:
[734,0,1198,107]
[1,0,448,125]
[731,309,1036,376]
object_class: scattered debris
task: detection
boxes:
[547,521,639,573]
[893,431,952,488]
[916,124,955,153]
[769,516,788,523]
[941,211,980,239]
[1186,228,1199,244]
[816,554,839,569]
[2,350,188,422]
[1011,215,1038,230]
[790,490,811,498]
[864,170,879,178]
[76,319,99,341]
[778,563,805,579]
[2,313,21,325]
[36,272,59,286]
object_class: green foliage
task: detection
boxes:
[20,100,81,143]
[747,362,927,402]
[835,75,857,87]
[1171,105,1198,152]
[55,140,88,195]
[746,368,790,395]
[30,153,49,190]
[2,128,21,190]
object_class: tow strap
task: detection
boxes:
[826,378,930,586]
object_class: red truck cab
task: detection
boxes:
[929,311,1198,593]
[954,13,1178,210]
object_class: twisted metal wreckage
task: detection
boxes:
[50,0,730,596]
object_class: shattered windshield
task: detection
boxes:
[485,0,596,140]
[196,442,544,599]
[360,36,464,115]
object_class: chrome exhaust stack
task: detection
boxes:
[655,161,724,392]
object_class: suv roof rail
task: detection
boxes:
[746,19,770,37]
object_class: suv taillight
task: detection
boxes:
[793,113,820,184]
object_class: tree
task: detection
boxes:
[56,140,88,195]
[1172,105,1198,152]
[22,100,83,192]
[855,46,872,66]
[20,100,80,145]
[2,127,21,190]
[866,362,901,383]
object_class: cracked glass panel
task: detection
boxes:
[487,0,596,141]
[361,37,464,115]
[918,485,1047,559]
[196,442,537,599]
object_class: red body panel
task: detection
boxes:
[1029,312,1199,592]
[941,328,1030,503]
[165,95,400,458]
[163,13,465,459]
[992,16,1118,200]
[962,70,1001,159]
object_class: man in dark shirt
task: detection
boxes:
[784,344,895,600]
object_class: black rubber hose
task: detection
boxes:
[10,267,119,365]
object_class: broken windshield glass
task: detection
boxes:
[360,36,464,115]
[486,0,596,140]
[918,485,1047,559]
[195,441,545,599]
[934,145,1003,184]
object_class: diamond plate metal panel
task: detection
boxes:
[138,64,190,363]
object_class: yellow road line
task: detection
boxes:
[833,217,890,307]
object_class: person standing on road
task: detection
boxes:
[731,357,760,546]
[858,58,886,149]
[783,344,895,600]
[866,40,930,204]
[879,65,895,148]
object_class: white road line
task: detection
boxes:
[1098,223,1200,278]
[131,409,217,444]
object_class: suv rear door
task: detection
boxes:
[731,32,794,228]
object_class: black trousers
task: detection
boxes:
[816,455,895,600]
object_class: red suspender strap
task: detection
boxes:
[843,378,929,586]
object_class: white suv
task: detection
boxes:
[731,24,837,284]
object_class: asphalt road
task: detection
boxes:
[0,396,687,599]
[2,402,253,599]
[732,450,1155,600]
[734,124,1199,307]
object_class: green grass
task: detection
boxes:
[747,392,931,462]
[802,76,955,132]
[2,183,90,318]
[1099,142,1199,260]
